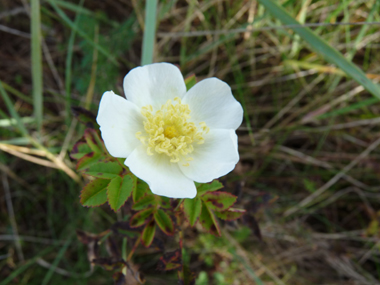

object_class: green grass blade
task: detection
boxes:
[65,0,84,126]
[47,0,119,66]
[31,0,43,135]
[1,82,33,104]
[54,0,118,27]
[42,236,73,285]
[141,0,158,65]
[0,81,29,137]
[318,97,379,119]
[0,246,55,285]
[257,0,380,99]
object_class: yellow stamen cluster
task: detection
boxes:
[136,97,209,164]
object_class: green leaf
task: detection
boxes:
[0,81,29,136]
[197,180,224,196]
[257,0,380,100]
[132,194,157,211]
[184,197,202,226]
[199,202,220,236]
[141,219,156,247]
[84,128,103,153]
[85,160,123,179]
[70,127,104,171]
[160,196,171,209]
[214,208,246,221]
[70,140,91,160]
[154,209,174,235]
[133,180,150,202]
[184,74,196,91]
[130,207,155,228]
[141,0,158,65]
[76,152,101,170]
[201,191,237,211]
[80,178,109,207]
[71,106,99,129]
[107,175,134,212]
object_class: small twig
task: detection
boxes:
[358,240,380,264]
[0,143,47,157]
[0,144,59,169]
[127,236,141,261]
[0,24,31,38]
[0,234,66,244]
[0,7,26,20]
[36,258,93,278]
[2,172,24,262]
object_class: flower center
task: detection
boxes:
[136,97,209,165]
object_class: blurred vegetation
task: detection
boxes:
[1,0,380,284]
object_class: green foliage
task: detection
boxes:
[86,160,123,179]
[183,181,245,235]
[133,180,150,202]
[74,129,105,170]
[154,208,174,235]
[130,207,155,228]
[184,197,202,226]
[73,15,136,97]
[132,194,157,210]
[71,128,136,211]
[141,0,158,65]
[199,202,221,236]
[31,0,43,134]
[184,74,197,91]
[202,192,237,211]
[141,219,156,247]
[107,175,135,211]
[214,208,246,221]
[197,180,224,195]
[80,178,109,207]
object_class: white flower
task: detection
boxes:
[96,63,243,199]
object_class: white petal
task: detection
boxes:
[123,63,187,111]
[125,145,196,198]
[182,78,243,130]
[96,91,144,158]
[179,129,239,183]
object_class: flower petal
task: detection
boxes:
[123,63,187,111]
[179,129,239,183]
[125,145,196,198]
[182,78,243,130]
[97,91,144,158]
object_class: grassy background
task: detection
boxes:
[1,0,380,284]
